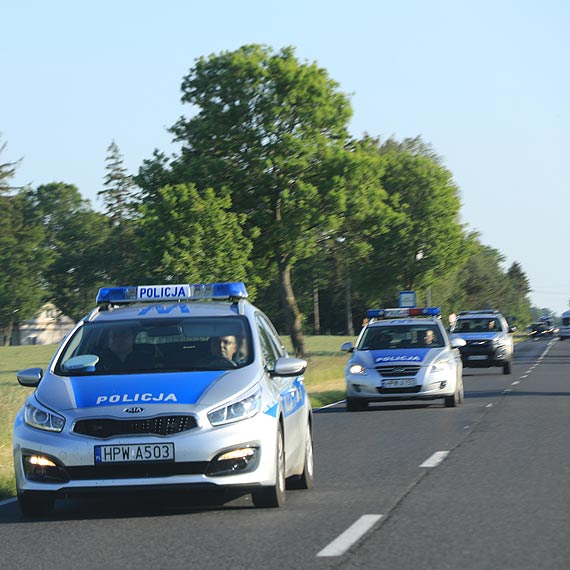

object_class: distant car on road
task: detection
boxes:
[449,310,515,374]
[559,310,570,340]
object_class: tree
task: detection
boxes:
[26,183,112,321]
[0,139,47,343]
[98,140,136,224]
[137,183,254,284]
[0,193,48,344]
[356,136,469,302]
[451,244,509,312]
[0,136,22,195]
[138,44,354,356]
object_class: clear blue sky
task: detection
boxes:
[2,0,569,315]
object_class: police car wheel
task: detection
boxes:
[444,384,460,408]
[252,424,286,508]
[287,423,314,490]
[18,492,55,517]
[502,360,512,374]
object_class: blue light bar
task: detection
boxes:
[96,282,248,304]
[367,307,441,319]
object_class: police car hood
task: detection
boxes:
[354,347,443,367]
[35,367,259,412]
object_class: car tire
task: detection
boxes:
[503,360,512,374]
[288,423,314,490]
[444,381,461,408]
[346,397,368,412]
[17,492,55,517]
[252,423,286,508]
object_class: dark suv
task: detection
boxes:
[449,310,515,374]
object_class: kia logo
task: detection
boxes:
[124,406,145,414]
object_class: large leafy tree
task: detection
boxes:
[137,183,254,285]
[138,44,354,355]
[356,137,469,302]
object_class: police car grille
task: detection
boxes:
[466,339,491,347]
[73,415,198,439]
[66,462,208,480]
[376,366,420,378]
[377,386,422,394]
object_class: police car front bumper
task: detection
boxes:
[13,406,281,497]
[460,345,509,367]
[345,368,456,402]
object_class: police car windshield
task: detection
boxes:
[55,317,253,375]
[453,318,501,333]
[358,325,444,350]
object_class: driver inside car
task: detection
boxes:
[209,335,239,367]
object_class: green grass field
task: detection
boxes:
[0,336,353,500]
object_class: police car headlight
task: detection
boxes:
[208,386,261,427]
[349,364,367,375]
[492,338,505,347]
[24,400,65,432]
[430,358,451,374]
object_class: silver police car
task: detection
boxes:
[342,307,466,411]
[13,282,313,516]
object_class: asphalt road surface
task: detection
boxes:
[1,337,568,570]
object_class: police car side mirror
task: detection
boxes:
[271,357,307,377]
[17,367,43,387]
[341,342,354,353]
[509,326,517,333]
[450,338,466,349]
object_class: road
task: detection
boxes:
[1,338,569,569]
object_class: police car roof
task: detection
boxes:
[87,300,248,322]
[368,318,441,326]
[457,310,500,317]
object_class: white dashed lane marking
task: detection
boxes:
[317,514,383,557]
[420,451,449,468]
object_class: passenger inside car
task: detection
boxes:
[367,332,392,349]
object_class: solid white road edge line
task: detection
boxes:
[317,514,383,557]
[0,497,16,507]
[420,450,449,468]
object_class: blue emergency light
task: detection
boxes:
[96,282,248,304]
[367,307,441,319]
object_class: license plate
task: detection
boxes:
[94,443,175,464]
[382,378,416,388]
[468,355,488,361]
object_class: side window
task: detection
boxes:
[256,315,282,369]
[257,314,286,357]
[257,325,278,369]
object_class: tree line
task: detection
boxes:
[0,44,543,353]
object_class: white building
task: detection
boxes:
[17,303,75,345]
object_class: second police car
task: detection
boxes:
[13,282,313,516]
[342,307,466,411]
